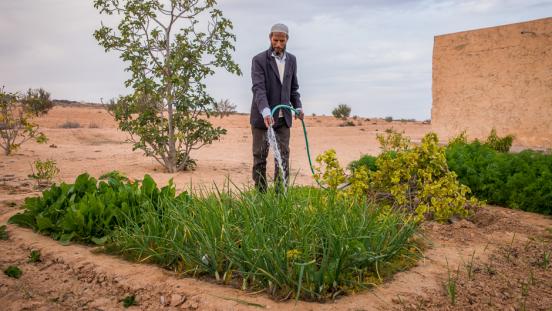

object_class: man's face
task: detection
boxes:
[270,32,288,55]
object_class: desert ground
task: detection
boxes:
[1,105,551,310]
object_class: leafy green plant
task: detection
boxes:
[0,225,8,240]
[9,172,187,245]
[333,130,479,222]
[93,0,241,172]
[28,250,41,263]
[29,159,60,187]
[4,265,22,279]
[122,294,137,308]
[331,104,351,120]
[0,87,50,155]
[446,140,552,215]
[348,154,377,172]
[484,128,514,152]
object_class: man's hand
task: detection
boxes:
[264,115,274,128]
[295,109,304,120]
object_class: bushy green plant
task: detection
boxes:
[29,159,60,187]
[8,172,188,244]
[0,225,8,240]
[4,266,22,279]
[446,141,552,214]
[332,104,351,120]
[348,155,377,172]
[484,128,514,152]
[320,130,479,222]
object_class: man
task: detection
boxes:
[250,23,304,192]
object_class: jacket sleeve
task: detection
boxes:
[251,57,270,114]
[290,57,302,110]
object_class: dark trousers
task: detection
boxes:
[251,118,290,192]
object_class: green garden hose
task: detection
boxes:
[270,104,327,188]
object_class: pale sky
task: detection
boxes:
[1,0,551,119]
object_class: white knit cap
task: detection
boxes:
[270,23,289,35]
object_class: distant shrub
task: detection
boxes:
[213,99,237,118]
[339,120,355,127]
[21,88,54,117]
[60,121,80,128]
[484,128,514,152]
[384,116,393,122]
[88,122,100,128]
[332,104,351,120]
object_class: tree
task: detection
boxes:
[0,87,50,155]
[93,0,241,172]
[332,104,351,120]
[214,99,237,118]
[22,88,54,117]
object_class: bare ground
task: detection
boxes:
[1,106,551,310]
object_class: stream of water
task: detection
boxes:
[267,126,287,193]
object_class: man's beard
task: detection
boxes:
[270,45,286,56]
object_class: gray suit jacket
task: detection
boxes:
[250,49,302,129]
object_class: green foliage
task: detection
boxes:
[8,172,188,244]
[446,141,552,215]
[29,159,60,187]
[484,128,514,152]
[122,294,137,308]
[331,104,351,120]
[324,130,479,222]
[348,155,377,172]
[0,87,50,155]
[28,250,42,263]
[21,88,54,117]
[0,225,8,240]
[4,266,22,279]
[93,0,241,172]
[111,185,420,301]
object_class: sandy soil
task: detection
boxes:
[1,105,551,310]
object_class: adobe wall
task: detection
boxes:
[431,17,552,149]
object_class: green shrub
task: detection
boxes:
[446,141,552,214]
[484,128,514,152]
[4,266,22,278]
[0,225,8,240]
[348,155,377,172]
[332,104,351,120]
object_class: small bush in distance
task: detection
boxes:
[214,99,237,118]
[21,88,54,117]
[484,128,513,152]
[29,159,60,187]
[332,104,351,120]
[384,116,393,122]
[339,120,355,127]
[0,87,49,155]
[4,266,22,279]
[59,121,80,128]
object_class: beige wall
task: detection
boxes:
[431,17,552,149]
